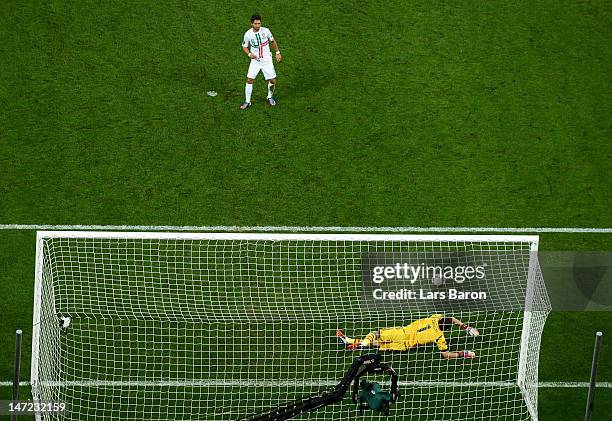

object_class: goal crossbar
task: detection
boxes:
[36,230,541,244]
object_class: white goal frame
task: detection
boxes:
[31,231,546,420]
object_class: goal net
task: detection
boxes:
[32,232,550,420]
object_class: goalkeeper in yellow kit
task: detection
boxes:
[336,315,479,359]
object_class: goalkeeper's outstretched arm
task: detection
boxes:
[441,350,476,359]
[439,316,479,359]
[449,317,480,336]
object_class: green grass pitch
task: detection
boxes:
[1,0,611,420]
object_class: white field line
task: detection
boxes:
[1,224,611,233]
[2,380,610,388]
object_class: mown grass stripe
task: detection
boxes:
[1,224,611,233]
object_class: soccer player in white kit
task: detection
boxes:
[241,15,282,109]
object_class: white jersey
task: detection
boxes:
[242,27,274,60]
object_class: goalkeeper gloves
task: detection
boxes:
[461,324,480,336]
[458,350,476,358]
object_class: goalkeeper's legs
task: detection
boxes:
[336,329,350,344]
[361,331,379,347]
[336,330,379,350]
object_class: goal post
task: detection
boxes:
[31,231,550,420]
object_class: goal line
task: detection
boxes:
[3,380,610,388]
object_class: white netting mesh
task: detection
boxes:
[32,233,550,420]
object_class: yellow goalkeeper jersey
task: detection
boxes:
[378,314,448,352]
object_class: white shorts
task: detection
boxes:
[247,58,276,80]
